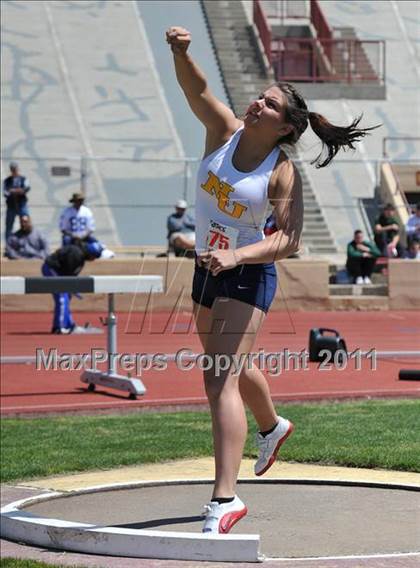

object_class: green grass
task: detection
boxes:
[1,399,420,483]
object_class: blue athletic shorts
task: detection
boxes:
[191,260,277,313]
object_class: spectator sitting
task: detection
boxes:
[405,203,420,246]
[41,241,103,334]
[374,203,403,257]
[5,215,49,260]
[403,239,420,260]
[167,199,195,256]
[59,193,97,247]
[3,161,31,241]
[346,229,381,285]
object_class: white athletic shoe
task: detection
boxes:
[100,248,115,259]
[355,276,364,285]
[254,416,294,476]
[202,495,247,534]
[363,276,372,284]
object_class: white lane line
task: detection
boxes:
[132,0,185,159]
[390,0,420,78]
[1,397,208,411]
[43,1,121,246]
[265,551,420,563]
[2,388,419,412]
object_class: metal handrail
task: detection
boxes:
[357,198,374,240]
[253,0,272,65]
[310,0,332,41]
[382,137,420,158]
[270,37,385,84]
[2,156,418,165]
[386,161,414,217]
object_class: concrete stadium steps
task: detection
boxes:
[331,27,379,82]
[328,263,389,299]
[304,222,329,230]
[201,0,338,256]
[201,0,269,120]
[329,284,388,296]
[307,246,338,254]
[328,295,389,310]
[302,215,328,223]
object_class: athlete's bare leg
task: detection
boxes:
[173,235,195,250]
[193,298,275,498]
[194,302,278,432]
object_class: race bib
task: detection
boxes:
[206,219,239,250]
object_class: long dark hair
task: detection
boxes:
[275,82,380,168]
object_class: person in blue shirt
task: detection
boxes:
[3,162,31,241]
[5,215,49,260]
[403,239,420,259]
[42,241,103,334]
[167,199,196,256]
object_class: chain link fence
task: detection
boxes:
[1,155,418,252]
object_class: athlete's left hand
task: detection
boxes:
[198,249,239,276]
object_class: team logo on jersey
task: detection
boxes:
[200,171,247,218]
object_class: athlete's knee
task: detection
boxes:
[239,363,259,381]
[239,366,252,381]
[203,369,223,401]
[203,367,238,402]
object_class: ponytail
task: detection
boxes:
[274,82,380,168]
[308,112,380,168]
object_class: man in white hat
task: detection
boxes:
[59,192,96,246]
[167,199,196,255]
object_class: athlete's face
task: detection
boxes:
[244,86,292,139]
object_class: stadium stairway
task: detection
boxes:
[200,0,338,255]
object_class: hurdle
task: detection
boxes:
[1,275,163,398]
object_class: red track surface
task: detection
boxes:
[1,311,419,415]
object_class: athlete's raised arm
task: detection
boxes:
[166,26,241,140]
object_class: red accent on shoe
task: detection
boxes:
[255,421,294,477]
[219,506,248,533]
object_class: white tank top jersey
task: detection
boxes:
[195,126,281,254]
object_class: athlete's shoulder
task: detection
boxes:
[203,120,243,159]
[273,153,301,188]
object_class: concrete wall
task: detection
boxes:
[1,258,329,312]
[3,258,418,312]
[273,260,329,310]
[388,260,420,310]
[393,164,420,195]
[380,164,411,226]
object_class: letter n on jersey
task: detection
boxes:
[201,171,247,219]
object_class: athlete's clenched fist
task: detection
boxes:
[166,26,191,55]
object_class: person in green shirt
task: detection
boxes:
[346,230,381,284]
[374,203,402,257]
